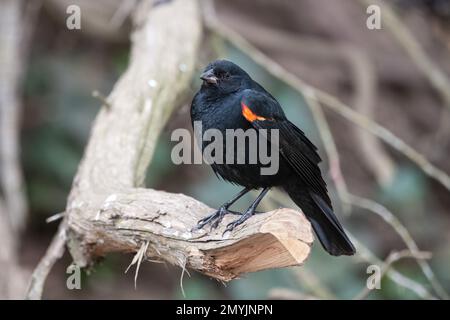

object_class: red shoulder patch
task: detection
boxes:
[241,102,267,122]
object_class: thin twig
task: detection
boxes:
[108,0,137,30]
[268,287,319,300]
[92,90,111,109]
[25,219,67,300]
[354,249,432,300]
[339,47,396,186]
[348,194,449,299]
[292,267,337,299]
[350,235,437,299]
[45,212,65,223]
[304,93,351,215]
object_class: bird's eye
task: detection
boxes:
[216,71,230,79]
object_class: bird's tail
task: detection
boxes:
[284,184,356,256]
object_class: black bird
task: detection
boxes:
[190,60,355,256]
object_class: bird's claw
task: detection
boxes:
[223,220,242,235]
[222,208,255,236]
[192,207,241,232]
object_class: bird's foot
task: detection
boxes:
[223,207,256,235]
[192,206,241,232]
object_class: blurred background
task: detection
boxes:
[1,0,450,299]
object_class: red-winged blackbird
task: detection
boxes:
[191,60,355,256]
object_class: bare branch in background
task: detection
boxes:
[268,288,319,300]
[339,48,396,187]
[25,219,68,300]
[266,190,437,299]
[359,0,450,111]
[292,267,336,299]
[349,194,449,299]
[359,0,450,164]
[0,198,28,299]
[108,0,137,30]
[305,94,351,215]
[0,0,28,234]
[354,250,432,300]
[351,236,437,299]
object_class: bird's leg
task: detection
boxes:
[193,187,251,231]
[224,187,270,234]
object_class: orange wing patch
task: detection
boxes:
[241,102,267,122]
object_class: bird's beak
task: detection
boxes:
[200,69,218,84]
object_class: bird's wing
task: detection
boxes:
[240,90,331,206]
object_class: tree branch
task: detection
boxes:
[25,219,67,300]
[69,189,313,280]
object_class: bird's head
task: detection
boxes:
[199,60,251,95]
